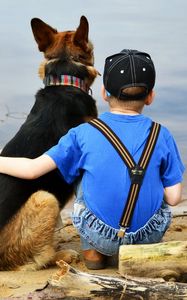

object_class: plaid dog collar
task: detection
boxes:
[43,74,88,92]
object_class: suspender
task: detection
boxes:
[89,118,161,238]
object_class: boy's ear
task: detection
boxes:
[145,90,155,106]
[101,85,109,102]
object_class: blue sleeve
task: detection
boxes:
[45,128,83,184]
[160,133,185,187]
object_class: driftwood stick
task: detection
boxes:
[49,261,187,299]
[119,241,187,282]
[4,260,187,299]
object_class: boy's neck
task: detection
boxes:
[110,109,140,115]
[110,107,143,115]
[108,98,144,115]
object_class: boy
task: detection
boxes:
[0,49,184,270]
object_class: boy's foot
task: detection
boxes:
[83,249,107,270]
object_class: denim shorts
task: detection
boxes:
[72,183,171,256]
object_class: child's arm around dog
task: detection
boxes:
[0,133,183,208]
[0,154,56,179]
[0,138,183,207]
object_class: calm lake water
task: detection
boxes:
[0,0,187,168]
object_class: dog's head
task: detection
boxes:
[31,16,99,87]
[31,16,93,65]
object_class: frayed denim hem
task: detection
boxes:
[72,201,171,256]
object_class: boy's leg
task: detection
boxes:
[80,236,107,270]
[74,180,107,270]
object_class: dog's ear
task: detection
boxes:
[74,16,89,50]
[31,18,57,52]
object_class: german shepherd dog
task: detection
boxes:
[0,16,98,270]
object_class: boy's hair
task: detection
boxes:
[103,49,155,101]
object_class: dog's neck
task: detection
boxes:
[43,74,89,93]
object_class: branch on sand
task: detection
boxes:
[8,258,187,300]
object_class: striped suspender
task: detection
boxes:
[89,118,161,238]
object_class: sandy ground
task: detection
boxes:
[0,187,186,299]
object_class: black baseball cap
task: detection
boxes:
[103,49,156,100]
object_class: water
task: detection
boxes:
[0,0,186,167]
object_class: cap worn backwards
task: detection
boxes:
[103,49,156,100]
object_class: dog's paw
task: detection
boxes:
[55,249,80,264]
[17,262,40,271]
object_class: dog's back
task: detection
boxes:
[0,16,98,229]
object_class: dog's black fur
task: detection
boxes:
[0,16,98,229]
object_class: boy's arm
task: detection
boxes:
[164,182,182,206]
[0,154,56,179]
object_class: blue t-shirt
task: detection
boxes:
[46,112,185,232]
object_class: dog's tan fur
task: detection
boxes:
[0,16,98,271]
[0,191,59,270]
